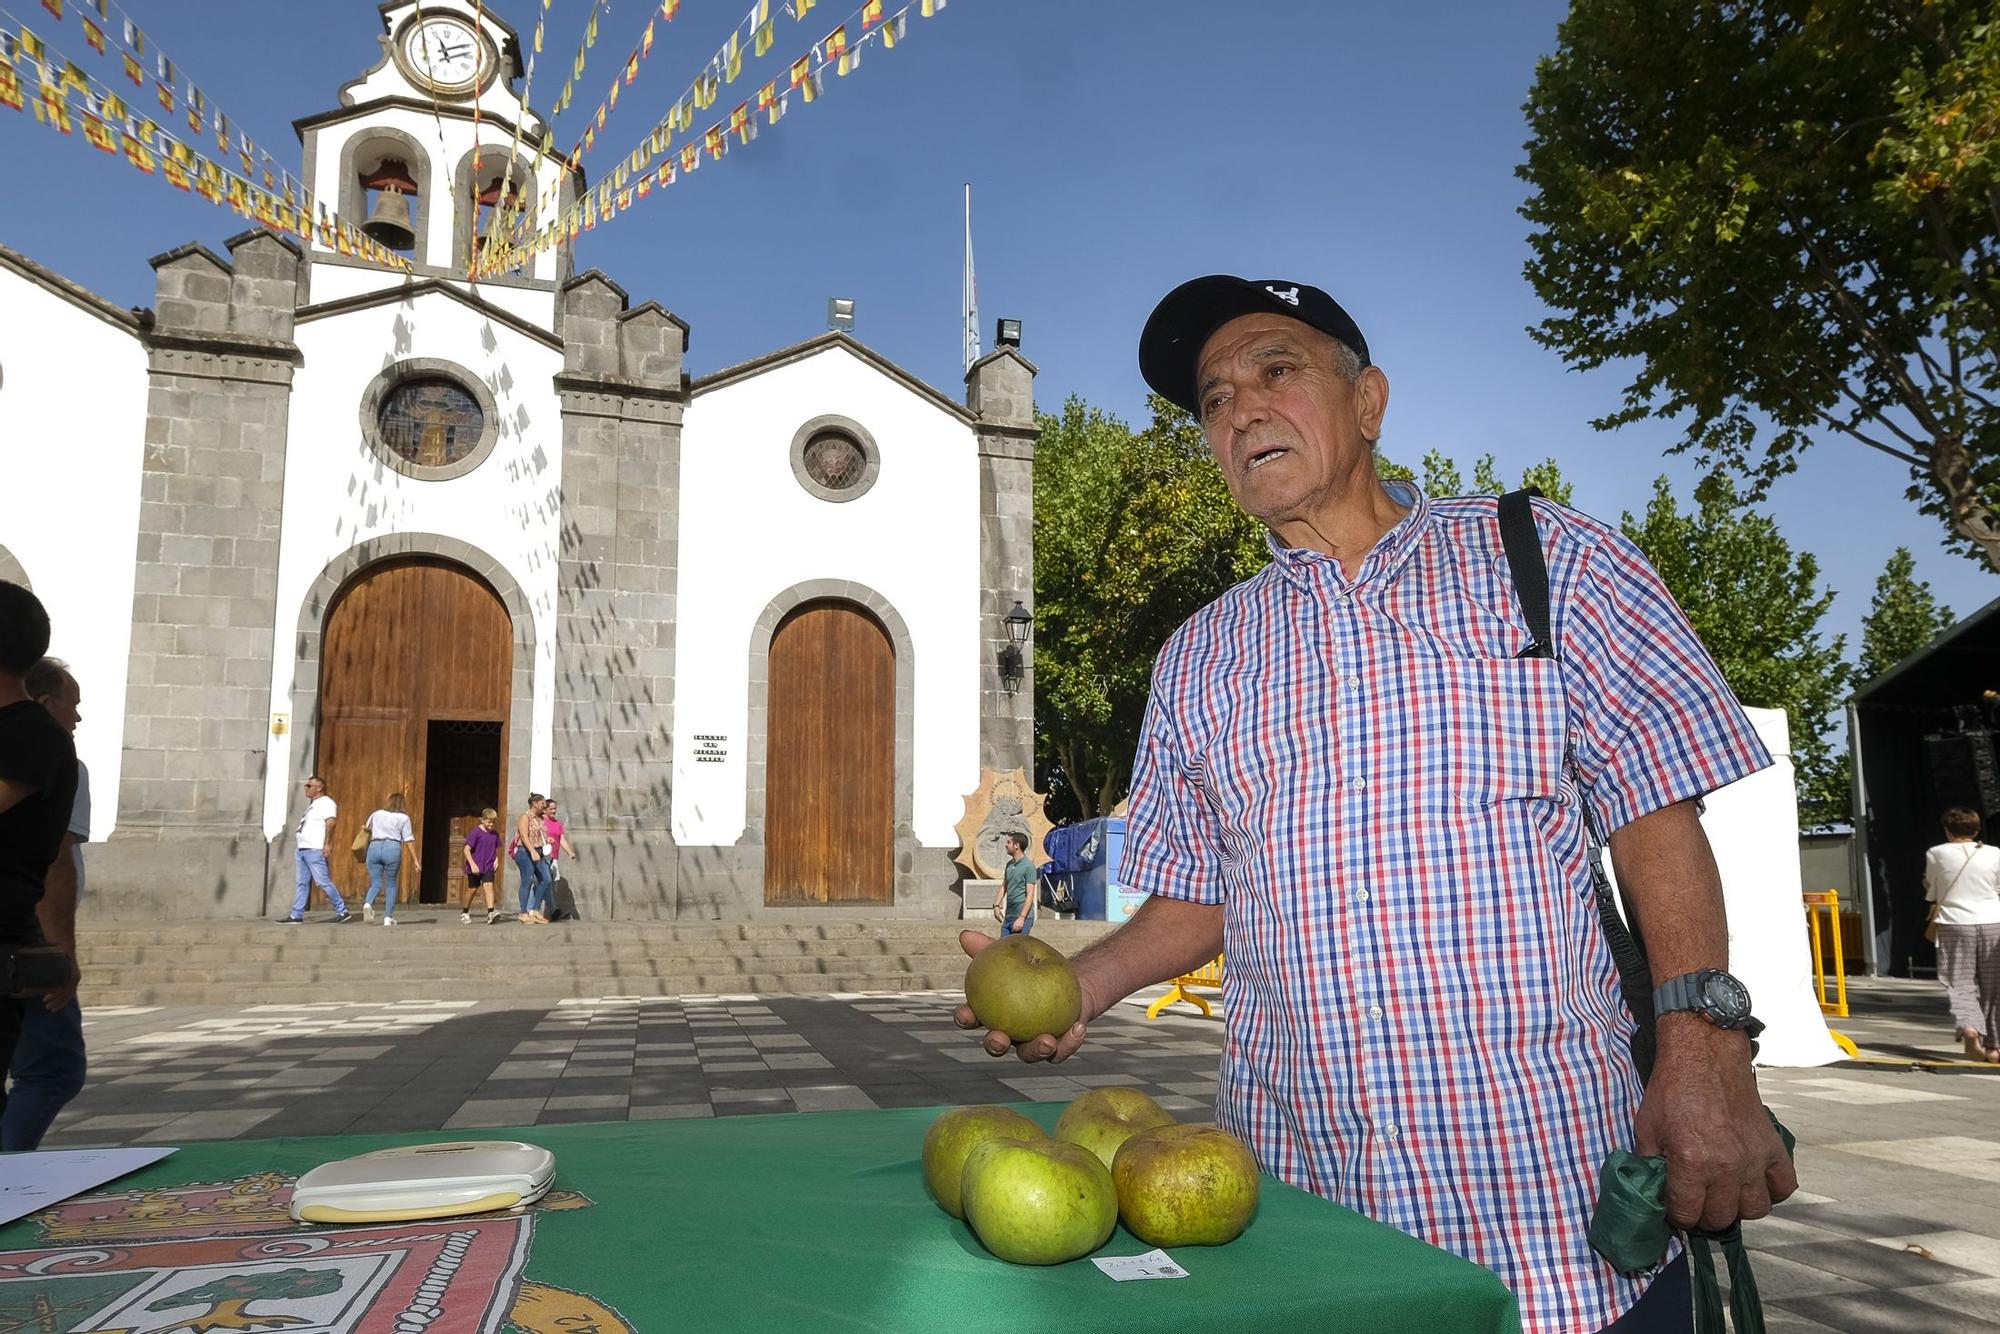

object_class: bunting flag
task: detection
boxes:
[824,25,847,56]
[861,0,882,25]
[796,0,816,16]
[118,49,135,82]
[0,63,21,112]
[79,14,100,51]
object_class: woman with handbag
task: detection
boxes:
[359,793,420,927]
[1923,805,2000,1062]
[510,794,553,926]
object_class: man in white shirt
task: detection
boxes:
[284,775,351,924]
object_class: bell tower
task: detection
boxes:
[291,0,574,324]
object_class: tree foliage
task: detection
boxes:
[1860,546,1957,682]
[1521,2,2000,567]
[1033,395,1268,819]
[1621,475,1854,825]
[1376,448,1576,505]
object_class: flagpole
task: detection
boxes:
[963,182,980,373]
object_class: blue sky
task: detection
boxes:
[3,0,1991,657]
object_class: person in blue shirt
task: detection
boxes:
[996,832,1035,936]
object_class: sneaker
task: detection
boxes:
[281,916,304,925]
[461,911,472,924]
[487,909,502,925]
[363,904,375,923]
[383,917,397,928]
[332,912,354,925]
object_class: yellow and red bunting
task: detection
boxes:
[0,63,21,112]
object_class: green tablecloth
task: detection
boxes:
[0,1104,1521,1333]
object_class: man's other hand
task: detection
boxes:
[952,930,1093,1063]
[1636,1017,1797,1232]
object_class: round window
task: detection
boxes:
[376,376,486,469]
[802,431,868,492]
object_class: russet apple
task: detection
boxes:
[962,1136,1119,1265]
[1055,1087,1177,1170]
[962,935,1083,1042]
[1112,1123,1260,1247]
[921,1105,1046,1219]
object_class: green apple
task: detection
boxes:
[921,1105,1046,1219]
[1055,1087,1177,1171]
[963,935,1083,1042]
[1112,1123,1260,1247]
[962,1136,1119,1265]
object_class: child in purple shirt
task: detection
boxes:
[460,808,502,925]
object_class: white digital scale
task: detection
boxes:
[289,1141,555,1224]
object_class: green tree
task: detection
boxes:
[1376,448,1575,505]
[1621,475,1854,825]
[1034,395,1267,819]
[1860,546,1957,682]
[1520,2,2000,567]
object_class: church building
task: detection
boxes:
[0,0,1037,921]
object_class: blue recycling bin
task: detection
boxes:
[1068,817,1145,922]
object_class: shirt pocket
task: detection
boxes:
[1407,655,1567,807]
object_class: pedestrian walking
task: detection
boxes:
[285,776,349,924]
[460,807,503,925]
[361,793,420,927]
[543,797,576,919]
[996,832,1034,936]
[1923,805,2000,1063]
[511,794,552,925]
[2,653,87,1150]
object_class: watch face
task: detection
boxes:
[401,17,486,94]
[1700,970,1752,1020]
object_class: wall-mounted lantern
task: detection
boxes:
[999,600,1032,694]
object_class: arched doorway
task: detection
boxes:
[764,600,894,905]
[314,558,511,909]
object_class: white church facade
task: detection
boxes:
[0,0,1037,921]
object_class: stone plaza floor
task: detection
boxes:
[26,978,2000,1330]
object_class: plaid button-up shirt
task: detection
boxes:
[1122,484,1769,1333]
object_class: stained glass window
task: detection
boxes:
[377,377,484,468]
[802,431,867,491]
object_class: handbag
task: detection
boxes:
[351,826,371,855]
[1925,843,1978,945]
[1499,491,1794,1333]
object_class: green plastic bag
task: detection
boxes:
[1589,1116,1796,1334]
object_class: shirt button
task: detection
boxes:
[1352,776,1367,792]
[1355,888,1371,903]
[1368,1005,1384,1020]
[1348,676,1362,692]
[1384,1124,1401,1140]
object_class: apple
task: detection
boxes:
[963,935,1083,1042]
[961,1136,1119,1266]
[1112,1123,1260,1247]
[1055,1087,1177,1171]
[921,1105,1047,1219]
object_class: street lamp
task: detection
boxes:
[999,600,1032,694]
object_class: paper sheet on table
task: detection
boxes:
[0,1147,177,1226]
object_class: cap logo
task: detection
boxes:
[1265,284,1300,306]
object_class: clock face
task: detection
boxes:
[401,16,486,94]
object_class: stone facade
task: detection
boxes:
[549,272,688,918]
[967,348,1039,776]
[90,230,301,919]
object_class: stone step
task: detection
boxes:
[86,973,979,1008]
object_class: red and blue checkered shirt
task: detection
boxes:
[1121,485,1770,1333]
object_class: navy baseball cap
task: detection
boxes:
[1138,275,1370,415]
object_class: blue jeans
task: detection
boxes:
[290,848,345,918]
[1001,909,1034,936]
[2,997,85,1151]
[365,839,403,912]
[514,847,553,914]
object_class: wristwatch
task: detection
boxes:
[1653,969,1764,1040]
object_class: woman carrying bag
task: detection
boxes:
[1923,805,2000,1063]
[360,793,420,927]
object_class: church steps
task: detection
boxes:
[73,921,1115,1007]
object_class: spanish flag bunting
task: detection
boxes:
[789,53,810,86]
[82,17,104,54]
[617,188,631,211]
[657,162,673,189]
[122,128,154,170]
[680,143,697,171]
[584,124,595,150]
[41,0,62,19]
[862,0,882,27]
[756,80,775,110]
[754,20,774,56]
[729,101,748,133]
[642,20,655,58]
[99,89,122,121]
[637,173,652,198]
[0,65,23,113]
[705,123,723,155]
[596,101,606,128]
[661,0,680,18]
[795,0,815,17]
[121,52,139,84]
[608,78,620,110]
[60,59,87,92]
[162,153,190,190]
[627,51,640,83]
[825,25,847,56]
[586,11,599,46]
[155,79,171,112]
[34,84,71,133]
[82,111,114,151]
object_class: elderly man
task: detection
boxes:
[957,277,1792,1333]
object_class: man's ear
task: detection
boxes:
[1354,365,1390,443]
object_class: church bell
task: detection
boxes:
[359,159,420,252]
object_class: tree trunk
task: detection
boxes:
[1929,433,2000,571]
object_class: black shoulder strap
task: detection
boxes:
[1497,489,1553,659]
[1495,488,1659,1081]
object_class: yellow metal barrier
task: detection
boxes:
[1147,954,1224,1019]
[1802,890,1860,1058]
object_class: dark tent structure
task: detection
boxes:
[1851,594,2000,977]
